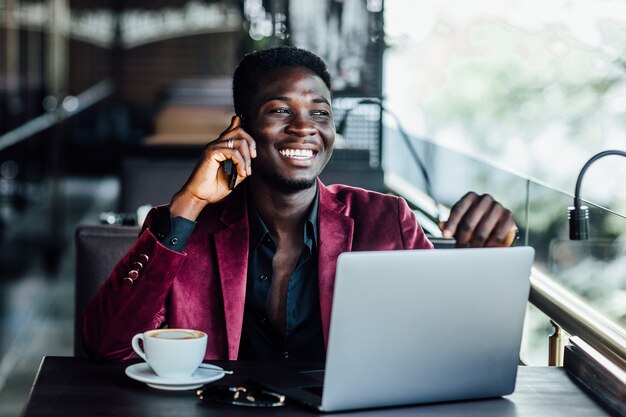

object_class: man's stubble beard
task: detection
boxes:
[261,170,318,193]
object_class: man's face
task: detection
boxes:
[246,66,335,192]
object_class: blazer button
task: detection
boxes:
[132,261,144,270]
[128,270,139,280]
[123,277,134,286]
[138,253,149,263]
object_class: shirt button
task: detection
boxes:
[263,237,272,244]
[170,237,179,245]
[283,351,289,360]
[259,274,268,282]
[260,317,267,324]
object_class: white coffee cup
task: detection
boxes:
[131,328,207,378]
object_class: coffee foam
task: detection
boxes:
[149,329,204,340]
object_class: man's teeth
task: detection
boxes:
[279,149,314,158]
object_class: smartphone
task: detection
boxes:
[227,115,246,190]
[227,160,237,190]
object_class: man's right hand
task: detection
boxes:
[169,115,257,221]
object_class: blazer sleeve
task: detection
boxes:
[397,196,434,250]
[81,208,188,360]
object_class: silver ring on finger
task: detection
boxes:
[227,138,234,149]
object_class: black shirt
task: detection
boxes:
[238,188,325,361]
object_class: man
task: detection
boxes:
[82,46,516,362]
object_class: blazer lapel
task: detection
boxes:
[213,188,250,360]
[317,181,354,347]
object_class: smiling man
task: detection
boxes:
[82,46,517,362]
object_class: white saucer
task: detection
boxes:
[125,363,225,391]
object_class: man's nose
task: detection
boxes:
[285,113,317,136]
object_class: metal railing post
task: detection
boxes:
[549,320,566,366]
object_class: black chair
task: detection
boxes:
[74,224,140,357]
[120,155,197,213]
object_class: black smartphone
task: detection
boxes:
[227,161,237,190]
[227,115,246,190]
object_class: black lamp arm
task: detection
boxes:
[568,149,626,240]
[573,150,626,209]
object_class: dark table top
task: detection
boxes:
[22,357,610,417]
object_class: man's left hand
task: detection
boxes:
[439,192,518,247]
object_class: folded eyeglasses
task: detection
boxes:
[196,384,286,408]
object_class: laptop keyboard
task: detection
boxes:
[302,385,324,397]
[300,369,325,382]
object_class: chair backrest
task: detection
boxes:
[120,156,196,213]
[74,224,140,357]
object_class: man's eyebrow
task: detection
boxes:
[261,96,331,105]
[264,96,291,103]
[313,97,331,105]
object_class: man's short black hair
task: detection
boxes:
[232,46,332,119]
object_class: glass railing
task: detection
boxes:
[382,126,626,366]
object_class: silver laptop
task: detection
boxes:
[254,247,534,412]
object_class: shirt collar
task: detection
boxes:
[248,183,319,250]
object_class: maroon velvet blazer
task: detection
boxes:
[82,180,433,360]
